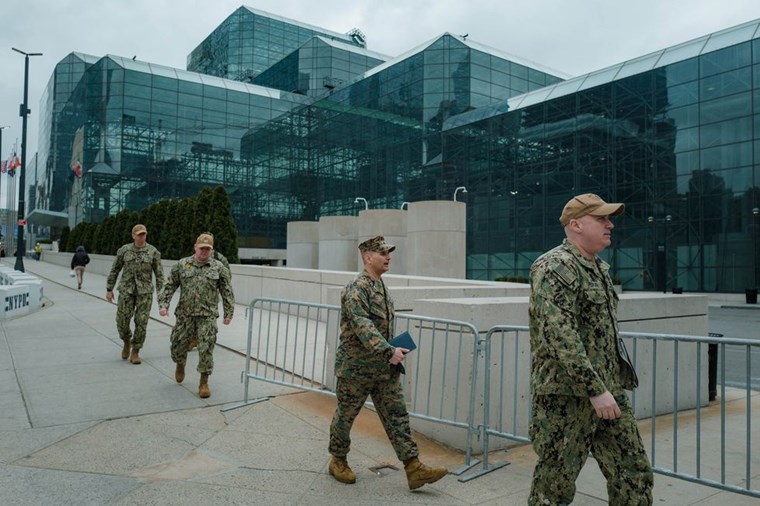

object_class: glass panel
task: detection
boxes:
[511,63,528,80]
[700,141,752,170]
[123,82,151,99]
[666,81,699,107]
[701,23,758,54]
[656,36,709,68]
[675,150,700,176]
[615,52,663,80]
[700,67,751,101]
[176,70,203,84]
[674,127,699,152]
[577,65,623,91]
[664,58,698,85]
[511,77,528,93]
[700,117,752,147]
[699,92,751,124]
[700,43,751,78]
[528,68,546,85]
[545,78,583,100]
[664,104,698,129]
[148,64,177,79]
[517,87,554,108]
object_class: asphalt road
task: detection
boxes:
[708,306,760,390]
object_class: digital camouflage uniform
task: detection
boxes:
[329,270,418,462]
[159,256,234,375]
[106,243,164,350]
[528,239,653,506]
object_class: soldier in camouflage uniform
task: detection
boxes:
[106,224,164,364]
[158,233,234,399]
[328,236,447,490]
[528,194,653,505]
[188,231,231,351]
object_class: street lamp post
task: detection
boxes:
[353,197,368,210]
[11,48,42,272]
[753,207,759,288]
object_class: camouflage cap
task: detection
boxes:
[559,193,624,226]
[195,233,214,249]
[131,224,147,235]
[358,235,395,253]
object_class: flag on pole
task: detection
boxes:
[8,152,20,170]
[0,160,6,173]
[7,150,19,176]
[71,160,82,178]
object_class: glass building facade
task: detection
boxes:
[442,20,760,292]
[187,6,364,82]
[29,8,760,291]
[253,36,388,98]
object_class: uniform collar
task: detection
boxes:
[561,239,608,274]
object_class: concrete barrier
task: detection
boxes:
[0,266,44,319]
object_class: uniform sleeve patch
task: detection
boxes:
[554,263,577,288]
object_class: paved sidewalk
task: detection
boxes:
[0,258,757,505]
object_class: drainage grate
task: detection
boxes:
[368,464,399,476]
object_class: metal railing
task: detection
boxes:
[471,325,759,497]
[233,297,484,475]
[229,298,759,497]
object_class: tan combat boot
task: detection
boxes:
[328,456,356,484]
[199,373,211,398]
[175,363,185,383]
[404,457,447,490]
[121,340,130,360]
[130,347,141,365]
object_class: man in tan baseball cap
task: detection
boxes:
[158,232,234,398]
[559,193,624,227]
[131,224,147,236]
[527,193,652,505]
[106,223,164,364]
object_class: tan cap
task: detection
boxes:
[132,224,147,235]
[195,233,214,249]
[559,193,624,226]
[358,236,395,253]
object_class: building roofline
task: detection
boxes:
[444,17,760,130]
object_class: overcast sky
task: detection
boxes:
[2,0,760,162]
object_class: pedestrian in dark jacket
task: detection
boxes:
[71,245,91,290]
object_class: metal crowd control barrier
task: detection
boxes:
[231,297,484,476]
[621,331,759,499]
[459,325,529,482]
[468,325,759,498]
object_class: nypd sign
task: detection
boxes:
[0,284,42,319]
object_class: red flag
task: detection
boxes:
[71,160,82,177]
[0,160,6,173]
[8,153,19,170]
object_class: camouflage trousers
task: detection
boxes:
[116,292,153,350]
[329,374,418,462]
[529,392,653,506]
[170,315,217,375]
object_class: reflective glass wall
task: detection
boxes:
[37,53,99,213]
[443,35,760,292]
[187,6,363,82]
[253,36,387,98]
[243,34,563,223]
[56,56,310,244]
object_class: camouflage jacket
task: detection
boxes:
[529,239,637,397]
[106,243,164,295]
[159,257,234,319]
[335,270,397,379]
